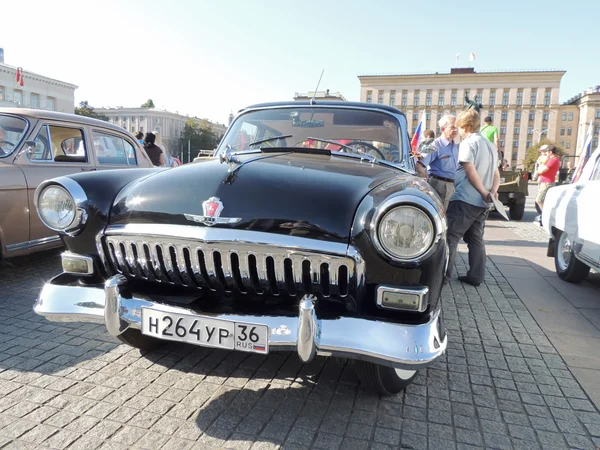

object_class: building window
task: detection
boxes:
[0,86,5,101]
[414,91,420,107]
[426,92,432,106]
[529,112,535,121]
[595,108,600,119]
[155,126,161,135]
[513,140,518,148]
[594,125,600,135]
[593,139,598,149]
[437,112,442,121]
[515,112,521,121]
[377,91,384,104]
[401,92,407,107]
[366,91,372,103]
[390,90,396,106]
[543,112,549,121]
[413,112,418,121]
[567,127,572,136]
[412,126,417,134]
[451,91,457,107]
[568,112,573,121]
[566,141,571,149]
[476,89,482,102]
[527,127,533,135]
[530,90,537,106]
[489,112,494,121]
[30,93,40,108]
[426,112,431,121]
[514,127,520,135]
[544,90,551,106]
[560,127,565,136]
[500,127,506,135]
[14,90,23,105]
[562,113,567,121]
[516,91,523,106]
[438,91,444,106]
[501,112,507,121]
[489,91,496,106]
[499,140,505,148]
[560,141,564,147]
[527,140,532,148]
[502,91,509,106]
[47,97,55,110]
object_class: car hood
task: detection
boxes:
[110,152,407,243]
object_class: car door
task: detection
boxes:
[576,150,600,266]
[15,121,97,243]
[90,129,153,170]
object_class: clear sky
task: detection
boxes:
[1,0,598,125]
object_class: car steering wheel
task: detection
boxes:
[342,141,386,160]
[0,140,15,156]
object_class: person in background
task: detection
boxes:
[417,115,459,209]
[445,109,500,287]
[480,116,499,148]
[135,132,144,145]
[143,132,165,167]
[533,144,560,225]
[414,130,436,178]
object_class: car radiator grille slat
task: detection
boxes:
[103,234,355,299]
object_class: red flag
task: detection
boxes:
[15,68,24,87]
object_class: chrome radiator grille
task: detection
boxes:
[100,225,360,298]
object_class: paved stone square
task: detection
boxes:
[1,230,600,449]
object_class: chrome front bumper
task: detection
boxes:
[34,274,447,370]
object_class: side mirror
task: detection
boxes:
[24,141,36,156]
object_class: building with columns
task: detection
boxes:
[562,87,600,159]
[358,68,566,168]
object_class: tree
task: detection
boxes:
[180,118,220,161]
[74,101,109,121]
[141,99,155,108]
[523,139,565,172]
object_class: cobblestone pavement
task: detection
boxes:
[1,247,600,450]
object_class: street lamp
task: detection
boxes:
[533,128,547,144]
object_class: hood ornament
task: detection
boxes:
[219,144,241,172]
[184,197,241,226]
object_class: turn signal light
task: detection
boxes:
[61,252,93,275]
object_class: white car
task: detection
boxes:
[543,146,600,282]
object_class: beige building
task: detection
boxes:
[563,87,600,159]
[555,103,579,156]
[358,68,566,168]
[0,51,77,113]
[294,90,346,101]
[95,107,228,157]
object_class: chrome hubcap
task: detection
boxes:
[557,232,572,271]
[394,368,416,380]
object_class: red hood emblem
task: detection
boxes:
[184,197,241,227]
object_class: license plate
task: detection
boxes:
[499,177,506,183]
[141,308,268,354]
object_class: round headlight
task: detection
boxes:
[37,185,76,231]
[377,205,435,260]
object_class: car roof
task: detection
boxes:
[239,100,406,116]
[0,107,128,133]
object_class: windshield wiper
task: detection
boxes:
[304,137,356,153]
[247,134,293,148]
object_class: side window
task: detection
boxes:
[92,131,138,166]
[592,158,600,181]
[29,125,87,162]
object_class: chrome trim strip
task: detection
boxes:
[369,195,446,264]
[33,276,447,370]
[61,251,94,276]
[376,285,429,313]
[6,235,61,252]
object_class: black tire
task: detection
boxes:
[355,361,418,396]
[116,328,163,351]
[554,230,590,283]
[509,202,525,220]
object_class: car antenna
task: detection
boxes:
[310,69,325,105]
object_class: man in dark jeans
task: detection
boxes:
[445,109,501,287]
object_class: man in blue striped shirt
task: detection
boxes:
[417,115,459,209]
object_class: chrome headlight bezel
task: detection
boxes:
[370,195,446,263]
[34,177,88,236]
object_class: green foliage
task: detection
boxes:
[180,118,220,152]
[523,139,565,171]
[141,99,155,108]
[74,101,109,121]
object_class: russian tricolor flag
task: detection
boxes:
[410,112,427,152]
[573,122,594,183]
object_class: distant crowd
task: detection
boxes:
[135,131,181,168]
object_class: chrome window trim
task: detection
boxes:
[61,251,94,275]
[0,113,31,160]
[33,176,89,236]
[369,195,446,264]
[376,285,429,313]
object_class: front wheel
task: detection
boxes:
[554,231,590,283]
[116,328,163,351]
[355,361,418,395]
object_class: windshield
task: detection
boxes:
[0,115,29,158]
[218,107,403,163]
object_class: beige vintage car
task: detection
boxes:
[0,108,154,259]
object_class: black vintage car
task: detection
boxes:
[33,101,448,395]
